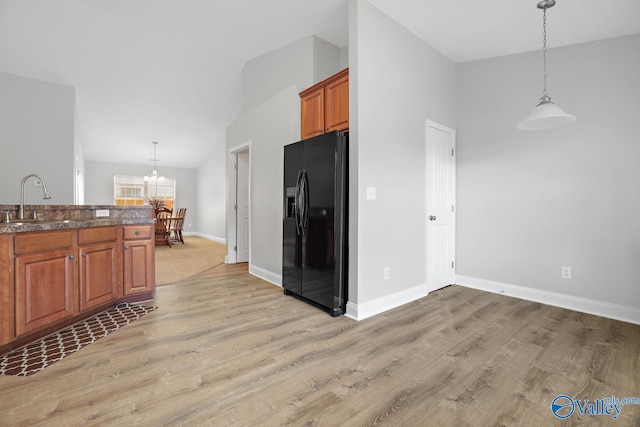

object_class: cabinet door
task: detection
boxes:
[15,249,76,337]
[300,86,325,140]
[324,73,349,133]
[79,242,119,312]
[123,240,154,295]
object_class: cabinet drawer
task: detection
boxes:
[123,225,152,240]
[78,226,117,245]
[15,230,74,255]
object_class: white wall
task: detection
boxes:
[227,36,344,283]
[347,0,456,318]
[74,100,85,205]
[196,132,227,242]
[227,86,299,280]
[455,34,640,322]
[84,160,199,231]
[313,36,343,82]
[339,47,349,70]
[0,71,75,204]
[241,36,337,114]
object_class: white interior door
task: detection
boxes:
[236,150,250,263]
[425,120,456,292]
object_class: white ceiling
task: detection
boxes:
[0,0,638,169]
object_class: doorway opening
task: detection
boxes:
[227,142,251,264]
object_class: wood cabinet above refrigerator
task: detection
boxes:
[299,68,349,140]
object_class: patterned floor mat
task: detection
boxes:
[0,303,157,377]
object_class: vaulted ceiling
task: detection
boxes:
[0,0,638,168]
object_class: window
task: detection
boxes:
[114,175,145,206]
[114,175,176,209]
[146,176,176,210]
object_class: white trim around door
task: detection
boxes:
[425,120,456,293]
[227,141,251,265]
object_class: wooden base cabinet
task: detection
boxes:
[15,248,76,337]
[123,225,155,297]
[14,230,77,338]
[2,223,155,351]
[78,227,120,312]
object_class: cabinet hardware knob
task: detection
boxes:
[82,252,87,257]
[69,254,75,259]
[125,246,130,250]
[135,231,140,235]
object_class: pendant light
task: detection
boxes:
[144,141,164,198]
[517,0,576,131]
[144,141,161,180]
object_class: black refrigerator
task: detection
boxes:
[282,131,348,316]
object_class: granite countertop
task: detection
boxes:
[0,205,154,234]
[0,218,155,234]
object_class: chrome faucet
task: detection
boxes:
[19,174,53,220]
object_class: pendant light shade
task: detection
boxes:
[518,0,575,131]
[517,96,576,130]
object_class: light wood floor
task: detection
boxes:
[1,263,639,426]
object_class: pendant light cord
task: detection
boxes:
[542,6,548,98]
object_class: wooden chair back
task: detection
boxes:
[155,216,172,247]
[156,207,172,219]
[171,208,187,243]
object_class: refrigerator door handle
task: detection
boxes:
[294,170,303,235]
[301,170,309,235]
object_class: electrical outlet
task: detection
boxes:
[383,267,390,280]
[95,209,110,217]
[561,266,572,279]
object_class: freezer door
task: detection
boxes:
[300,132,340,311]
[282,141,303,295]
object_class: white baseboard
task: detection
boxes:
[187,232,226,244]
[456,275,640,326]
[345,284,429,321]
[250,264,282,287]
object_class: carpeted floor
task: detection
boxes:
[154,236,227,285]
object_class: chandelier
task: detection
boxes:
[145,141,162,181]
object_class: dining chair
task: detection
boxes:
[170,208,187,243]
[155,216,172,247]
[156,207,172,219]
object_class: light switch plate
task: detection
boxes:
[366,187,377,201]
